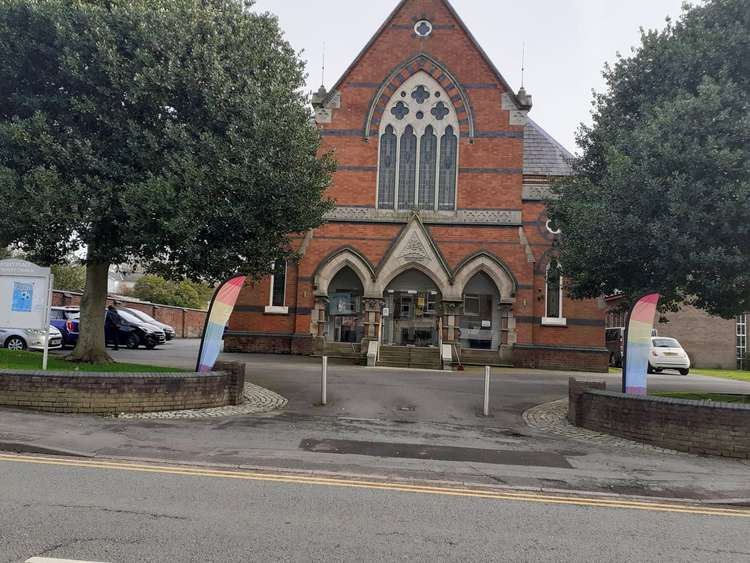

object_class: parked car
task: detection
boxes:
[122,308,176,340]
[106,308,166,350]
[606,326,660,367]
[49,306,80,347]
[1,325,63,351]
[649,337,690,375]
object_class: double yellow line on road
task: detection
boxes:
[1,452,748,518]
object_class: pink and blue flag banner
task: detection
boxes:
[196,275,247,373]
[622,293,660,395]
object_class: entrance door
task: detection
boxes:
[386,290,439,346]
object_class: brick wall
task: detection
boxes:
[0,362,245,415]
[52,290,207,338]
[569,378,750,459]
[513,344,609,373]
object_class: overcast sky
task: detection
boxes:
[251,0,687,153]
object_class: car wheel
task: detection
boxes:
[5,336,27,351]
[679,368,689,376]
[647,363,654,374]
[144,336,156,350]
[126,333,140,349]
[609,353,615,367]
[654,368,663,373]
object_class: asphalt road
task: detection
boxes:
[2,453,749,563]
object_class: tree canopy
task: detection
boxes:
[548,0,750,318]
[130,274,213,310]
[0,0,334,361]
[51,263,86,292]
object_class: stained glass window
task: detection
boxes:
[377,73,459,210]
[418,125,437,209]
[271,262,286,307]
[546,265,562,318]
[398,125,417,208]
[438,126,457,209]
[378,125,397,209]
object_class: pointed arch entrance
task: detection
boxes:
[382,269,442,347]
[326,266,365,344]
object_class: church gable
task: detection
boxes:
[317,0,528,135]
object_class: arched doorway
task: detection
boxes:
[382,269,441,347]
[326,266,364,343]
[459,271,506,350]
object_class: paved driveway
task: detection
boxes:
[107,339,750,428]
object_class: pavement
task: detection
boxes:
[2,339,749,503]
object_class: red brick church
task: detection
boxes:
[225,0,608,371]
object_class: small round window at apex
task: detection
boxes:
[414,20,433,37]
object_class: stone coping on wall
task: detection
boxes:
[587,389,750,411]
[0,369,224,379]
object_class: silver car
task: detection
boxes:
[1,325,63,351]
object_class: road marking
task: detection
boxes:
[2,453,749,518]
[27,558,107,563]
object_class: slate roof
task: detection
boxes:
[524,118,574,176]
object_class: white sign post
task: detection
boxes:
[0,259,54,370]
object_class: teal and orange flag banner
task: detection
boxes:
[196,276,247,372]
[622,293,660,395]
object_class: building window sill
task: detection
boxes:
[264,306,289,315]
[541,317,567,327]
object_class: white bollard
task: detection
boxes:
[321,355,328,406]
[483,365,490,416]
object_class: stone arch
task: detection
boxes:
[364,54,475,139]
[314,247,377,297]
[453,252,518,303]
[376,260,452,299]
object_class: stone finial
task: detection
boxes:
[516,86,533,111]
[312,84,328,109]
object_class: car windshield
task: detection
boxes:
[652,338,680,348]
[115,309,144,324]
[126,308,157,324]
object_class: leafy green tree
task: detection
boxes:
[0,0,334,362]
[0,246,9,260]
[131,275,212,310]
[51,263,86,292]
[548,0,750,318]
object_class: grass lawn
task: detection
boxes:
[0,349,186,373]
[609,366,750,383]
[651,392,750,405]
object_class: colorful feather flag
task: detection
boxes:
[196,275,247,373]
[622,293,660,394]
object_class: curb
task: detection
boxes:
[0,441,94,458]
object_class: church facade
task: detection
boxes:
[225,0,608,372]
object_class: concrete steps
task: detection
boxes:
[377,346,443,370]
[320,342,363,364]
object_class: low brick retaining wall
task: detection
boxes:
[0,361,245,416]
[569,378,750,459]
[513,344,609,373]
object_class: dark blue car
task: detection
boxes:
[49,306,80,347]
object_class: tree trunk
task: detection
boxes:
[68,261,113,364]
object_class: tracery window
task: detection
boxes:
[377,72,460,211]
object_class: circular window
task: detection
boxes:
[414,20,433,37]
[546,219,561,235]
